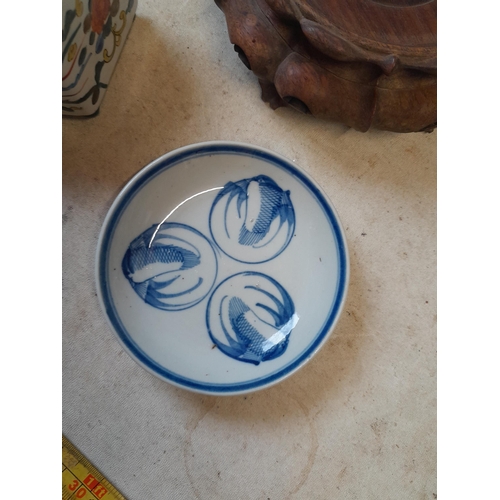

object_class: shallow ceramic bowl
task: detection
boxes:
[96,142,349,395]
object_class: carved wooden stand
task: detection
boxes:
[215,0,437,133]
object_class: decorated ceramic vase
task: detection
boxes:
[62,0,138,116]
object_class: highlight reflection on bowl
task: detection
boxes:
[206,272,299,365]
[122,222,218,311]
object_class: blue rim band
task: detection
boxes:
[98,144,348,393]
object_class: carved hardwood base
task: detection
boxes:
[215,0,437,133]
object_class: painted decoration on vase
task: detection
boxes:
[62,0,138,116]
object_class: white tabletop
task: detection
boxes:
[62,1,436,498]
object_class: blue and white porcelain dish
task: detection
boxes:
[96,142,349,395]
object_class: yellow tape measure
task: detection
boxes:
[62,435,126,500]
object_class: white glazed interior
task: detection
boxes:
[96,142,349,394]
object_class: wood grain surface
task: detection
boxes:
[215,0,437,132]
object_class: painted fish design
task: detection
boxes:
[210,175,295,263]
[238,176,293,246]
[207,272,298,365]
[122,222,217,311]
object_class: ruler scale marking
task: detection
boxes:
[62,435,126,500]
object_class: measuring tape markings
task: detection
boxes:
[62,435,126,500]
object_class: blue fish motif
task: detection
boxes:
[122,222,218,311]
[238,177,293,247]
[209,175,295,263]
[207,272,298,365]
